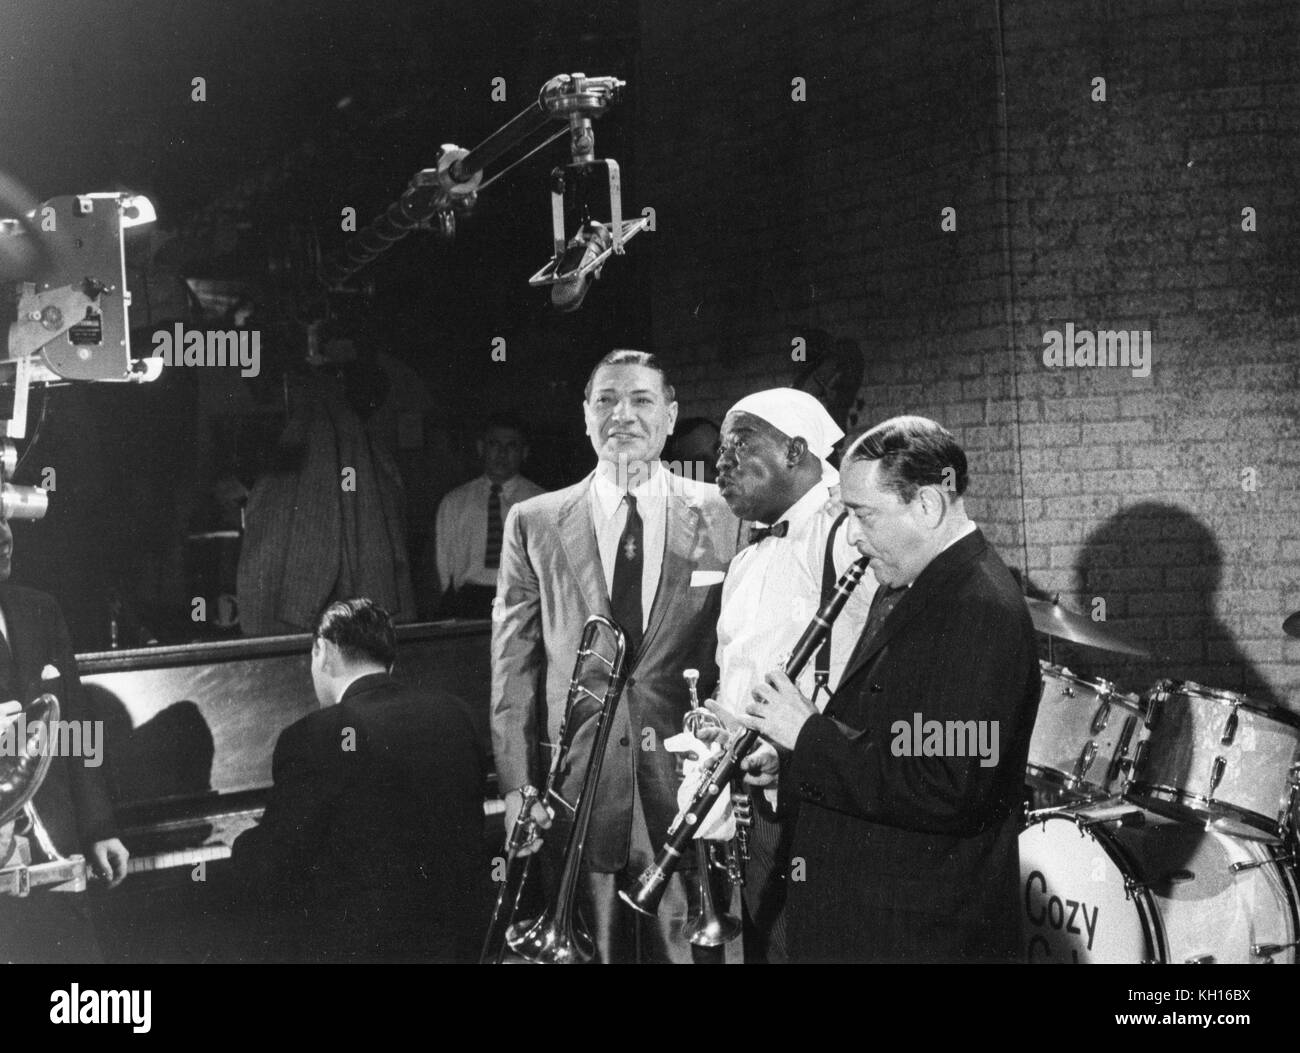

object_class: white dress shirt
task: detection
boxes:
[715,482,877,721]
[435,473,545,590]
[589,463,673,629]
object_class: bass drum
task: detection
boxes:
[1020,809,1298,964]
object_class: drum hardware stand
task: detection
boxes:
[1025,800,1146,830]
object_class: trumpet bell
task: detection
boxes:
[684,909,742,948]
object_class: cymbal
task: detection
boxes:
[1024,598,1149,656]
[1285,610,1300,639]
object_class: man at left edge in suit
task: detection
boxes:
[0,515,129,963]
[491,349,741,963]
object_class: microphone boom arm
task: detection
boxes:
[321,73,642,290]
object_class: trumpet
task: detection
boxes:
[621,557,871,918]
[480,615,628,964]
[680,669,743,948]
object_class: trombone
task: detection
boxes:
[481,615,628,964]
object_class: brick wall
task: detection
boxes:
[637,0,1300,707]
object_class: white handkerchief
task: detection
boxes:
[664,731,735,840]
[689,569,725,587]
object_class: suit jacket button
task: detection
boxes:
[619,736,629,747]
[870,683,883,693]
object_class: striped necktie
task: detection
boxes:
[484,482,504,569]
[846,583,907,670]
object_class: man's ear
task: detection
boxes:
[786,436,809,467]
[315,637,336,674]
[475,438,486,459]
[916,485,947,526]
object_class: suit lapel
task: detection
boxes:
[838,529,989,686]
[556,474,612,619]
[638,494,697,662]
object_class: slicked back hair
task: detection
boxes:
[314,598,397,669]
[844,415,968,503]
[583,349,676,403]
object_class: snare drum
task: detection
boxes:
[1026,663,1144,800]
[1020,808,1298,964]
[1126,680,1300,841]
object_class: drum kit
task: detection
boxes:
[1018,598,1300,964]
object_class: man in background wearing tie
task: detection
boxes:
[492,349,739,962]
[742,417,1040,962]
[710,388,875,963]
[0,515,129,962]
[434,414,544,618]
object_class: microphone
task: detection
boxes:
[550,221,613,313]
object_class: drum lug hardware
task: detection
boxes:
[1142,686,1166,729]
[1231,852,1293,874]
[1252,941,1299,959]
[1090,700,1111,735]
[1122,876,1147,901]
[1073,741,1099,781]
[1184,953,1215,964]
[1221,708,1238,746]
[1209,756,1226,797]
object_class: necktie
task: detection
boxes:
[484,482,503,569]
[748,521,789,545]
[846,583,907,671]
[609,494,644,658]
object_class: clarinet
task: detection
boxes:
[619,556,871,916]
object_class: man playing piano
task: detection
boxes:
[232,598,488,962]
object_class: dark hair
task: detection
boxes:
[844,415,968,502]
[583,349,676,402]
[673,416,720,439]
[482,412,529,442]
[314,598,397,668]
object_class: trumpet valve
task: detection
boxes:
[731,789,753,826]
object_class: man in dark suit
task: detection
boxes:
[492,349,740,963]
[743,416,1039,963]
[0,515,128,963]
[232,598,487,962]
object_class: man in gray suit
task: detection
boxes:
[492,349,740,963]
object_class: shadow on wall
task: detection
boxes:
[1052,501,1281,707]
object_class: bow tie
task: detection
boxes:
[749,521,790,544]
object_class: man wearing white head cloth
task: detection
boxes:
[706,387,876,963]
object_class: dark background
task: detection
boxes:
[0,0,1297,709]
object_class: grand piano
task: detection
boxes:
[77,619,499,962]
